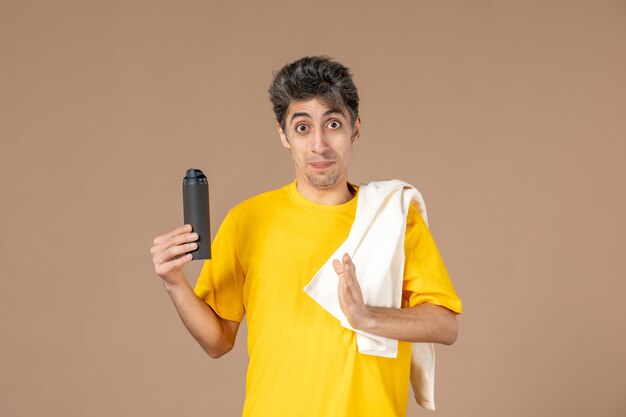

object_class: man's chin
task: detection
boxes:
[306,173,341,190]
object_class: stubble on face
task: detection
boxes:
[306,164,342,189]
[288,138,349,190]
[280,97,359,196]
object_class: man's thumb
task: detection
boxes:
[332,259,343,275]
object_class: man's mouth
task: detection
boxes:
[309,161,335,169]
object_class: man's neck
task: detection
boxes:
[295,179,355,205]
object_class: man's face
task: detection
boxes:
[277,97,360,191]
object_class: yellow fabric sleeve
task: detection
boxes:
[402,204,463,314]
[194,211,245,322]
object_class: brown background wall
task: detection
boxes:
[1,1,625,416]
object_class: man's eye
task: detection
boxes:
[328,121,341,129]
[296,125,308,133]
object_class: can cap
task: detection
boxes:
[183,168,208,185]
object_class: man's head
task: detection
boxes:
[268,56,359,134]
[268,57,362,197]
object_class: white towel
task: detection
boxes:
[304,180,437,410]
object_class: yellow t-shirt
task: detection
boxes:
[194,181,462,417]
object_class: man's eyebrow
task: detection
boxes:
[289,108,346,124]
[323,108,346,117]
[290,112,311,123]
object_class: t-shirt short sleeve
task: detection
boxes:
[402,204,463,314]
[193,210,245,322]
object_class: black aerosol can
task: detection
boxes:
[183,168,211,260]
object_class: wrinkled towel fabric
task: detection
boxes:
[304,180,437,410]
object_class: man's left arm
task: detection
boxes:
[333,253,458,345]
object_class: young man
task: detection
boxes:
[151,56,462,417]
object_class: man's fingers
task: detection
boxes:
[153,224,193,245]
[335,254,367,329]
[333,259,344,275]
[335,253,363,309]
[151,231,198,255]
[340,280,356,303]
[153,241,198,265]
[336,254,356,281]
[342,253,356,274]
[342,255,361,287]
[335,254,355,274]
[338,279,351,304]
[155,252,193,276]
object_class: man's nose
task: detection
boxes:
[312,129,330,154]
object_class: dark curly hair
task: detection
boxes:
[268,56,359,132]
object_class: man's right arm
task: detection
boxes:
[151,224,239,358]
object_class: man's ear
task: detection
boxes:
[351,116,362,144]
[277,122,291,149]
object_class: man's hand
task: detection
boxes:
[151,224,199,287]
[333,253,371,330]
[332,253,458,344]
[150,224,240,358]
